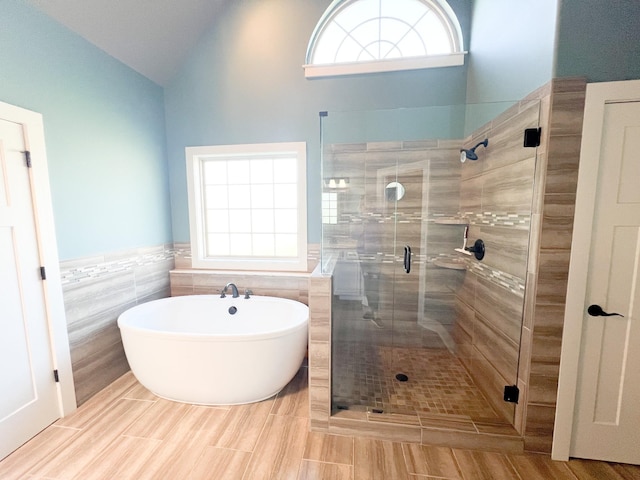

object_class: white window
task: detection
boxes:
[304,0,465,78]
[186,142,307,271]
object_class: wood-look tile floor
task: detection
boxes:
[1,366,639,480]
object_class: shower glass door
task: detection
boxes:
[321,100,539,428]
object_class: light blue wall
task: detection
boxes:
[555,0,640,81]
[164,0,472,244]
[7,0,636,259]
[0,1,172,260]
[465,0,558,104]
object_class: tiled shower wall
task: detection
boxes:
[322,140,464,335]
[59,244,174,405]
[519,78,586,453]
[453,99,540,423]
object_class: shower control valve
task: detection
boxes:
[465,239,485,261]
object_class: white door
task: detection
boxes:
[569,100,640,464]
[0,116,60,459]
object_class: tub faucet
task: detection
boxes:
[244,289,253,299]
[221,283,239,298]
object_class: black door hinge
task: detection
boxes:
[523,128,541,147]
[504,385,520,403]
[24,150,32,168]
[40,266,46,280]
[53,370,60,382]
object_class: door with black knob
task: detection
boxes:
[567,95,640,464]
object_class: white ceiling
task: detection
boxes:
[26,0,227,86]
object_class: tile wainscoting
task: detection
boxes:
[61,242,319,407]
[169,243,319,304]
[60,244,175,405]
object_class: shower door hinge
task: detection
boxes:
[504,384,519,403]
[523,128,541,147]
[53,370,60,383]
[23,150,32,168]
[40,266,47,280]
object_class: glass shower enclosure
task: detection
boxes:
[320,101,540,428]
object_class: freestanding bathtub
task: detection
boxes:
[117,294,308,405]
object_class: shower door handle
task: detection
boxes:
[403,245,412,274]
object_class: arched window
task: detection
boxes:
[304,0,465,78]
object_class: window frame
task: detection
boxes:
[304,0,466,78]
[186,142,308,272]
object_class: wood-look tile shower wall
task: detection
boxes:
[453,100,540,424]
[323,140,464,337]
[453,78,587,453]
[520,78,586,453]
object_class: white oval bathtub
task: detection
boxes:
[117,294,308,405]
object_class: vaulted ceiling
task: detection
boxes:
[26,0,227,86]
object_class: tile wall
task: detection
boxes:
[453,99,540,423]
[59,244,175,405]
[308,266,525,452]
[322,140,464,338]
[519,78,587,453]
[311,137,532,450]
[169,243,319,303]
[62,242,319,408]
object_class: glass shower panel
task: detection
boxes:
[321,100,539,428]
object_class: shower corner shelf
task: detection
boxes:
[433,256,468,270]
[434,217,468,225]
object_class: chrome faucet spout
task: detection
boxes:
[221,282,240,298]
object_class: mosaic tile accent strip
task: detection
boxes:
[468,262,525,298]
[173,243,321,272]
[173,243,192,260]
[60,246,175,286]
[326,139,459,154]
[333,211,531,228]
[463,211,531,229]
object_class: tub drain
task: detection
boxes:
[395,373,409,382]
[228,306,237,315]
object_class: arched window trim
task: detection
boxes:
[304,0,466,78]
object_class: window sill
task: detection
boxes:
[303,52,466,78]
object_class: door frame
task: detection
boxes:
[0,100,76,417]
[552,80,640,461]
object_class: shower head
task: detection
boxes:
[460,138,489,162]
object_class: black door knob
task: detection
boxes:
[587,304,624,317]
